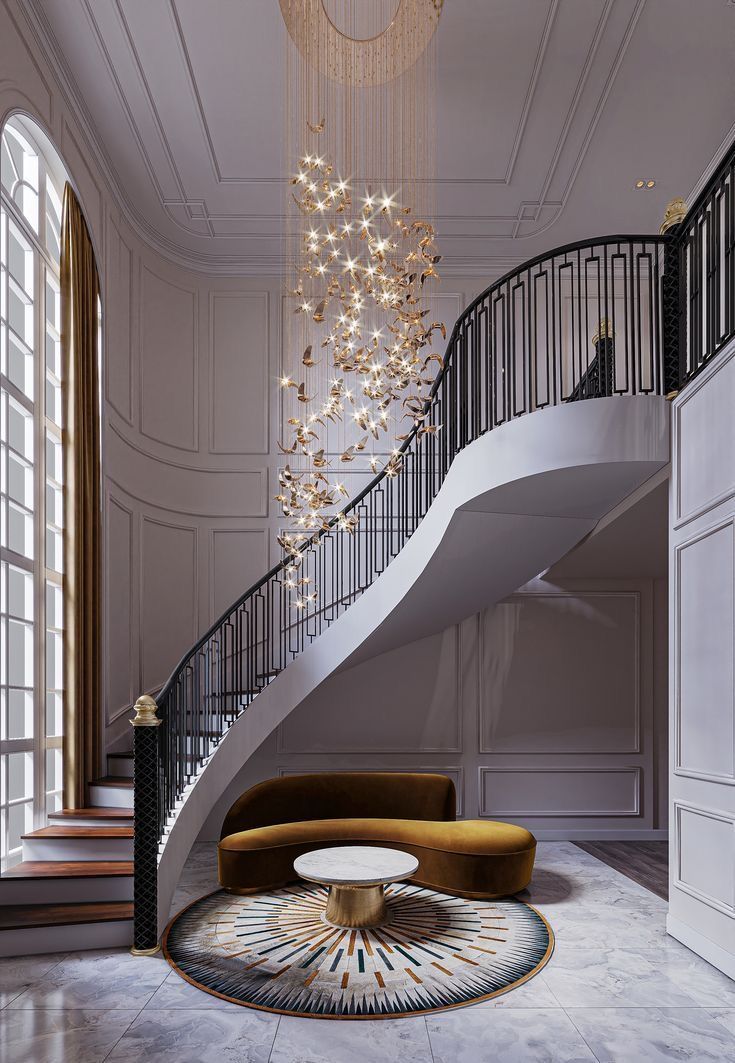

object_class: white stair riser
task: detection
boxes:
[106,757,134,778]
[48,815,133,828]
[0,876,133,904]
[0,919,132,958]
[89,784,133,808]
[22,837,134,862]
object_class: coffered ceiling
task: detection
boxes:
[23,0,735,274]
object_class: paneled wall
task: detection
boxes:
[202,566,668,840]
[668,339,735,976]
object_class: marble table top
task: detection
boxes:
[294,845,419,886]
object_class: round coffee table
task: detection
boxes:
[294,845,419,929]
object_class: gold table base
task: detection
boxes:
[324,883,388,929]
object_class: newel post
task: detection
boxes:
[130,694,162,956]
[660,196,687,398]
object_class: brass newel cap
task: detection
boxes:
[592,318,614,345]
[131,694,161,727]
[660,196,687,234]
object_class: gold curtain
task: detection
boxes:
[61,182,101,809]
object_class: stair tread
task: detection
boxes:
[48,807,133,820]
[3,861,133,879]
[107,752,133,760]
[0,901,133,931]
[22,826,133,839]
[91,775,133,788]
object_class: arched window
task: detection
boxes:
[0,114,68,869]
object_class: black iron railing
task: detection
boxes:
[674,147,735,389]
[131,232,674,951]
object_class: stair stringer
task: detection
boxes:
[156,395,670,934]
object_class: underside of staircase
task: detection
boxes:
[0,753,134,957]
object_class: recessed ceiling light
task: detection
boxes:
[635,179,656,189]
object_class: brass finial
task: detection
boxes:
[660,197,687,234]
[131,694,161,727]
[592,318,614,346]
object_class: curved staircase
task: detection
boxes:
[0,230,679,956]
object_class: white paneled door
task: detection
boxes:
[669,340,735,975]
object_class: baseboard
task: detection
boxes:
[666,913,735,981]
[533,829,669,841]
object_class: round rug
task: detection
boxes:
[163,882,553,1018]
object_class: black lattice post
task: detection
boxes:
[660,196,687,397]
[591,318,615,396]
[130,694,162,956]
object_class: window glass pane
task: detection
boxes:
[7,220,33,295]
[6,689,33,740]
[45,747,62,795]
[7,750,33,801]
[7,799,33,854]
[7,396,33,461]
[7,331,34,399]
[6,502,33,558]
[46,692,62,738]
[45,181,61,264]
[8,563,32,620]
[2,126,39,233]
[8,616,33,687]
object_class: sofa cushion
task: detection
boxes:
[218,817,536,899]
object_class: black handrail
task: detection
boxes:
[132,231,670,951]
[674,146,735,388]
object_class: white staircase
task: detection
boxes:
[0,751,134,957]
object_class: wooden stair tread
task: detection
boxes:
[49,807,133,820]
[3,861,133,878]
[107,752,133,760]
[22,826,133,839]
[0,901,133,931]
[91,775,133,788]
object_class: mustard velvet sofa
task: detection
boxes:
[218,772,536,899]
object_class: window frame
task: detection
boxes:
[0,114,66,870]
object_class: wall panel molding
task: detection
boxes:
[104,492,136,722]
[674,341,735,529]
[674,802,735,918]
[674,517,735,785]
[139,262,199,452]
[477,589,641,755]
[478,765,642,818]
[209,290,269,455]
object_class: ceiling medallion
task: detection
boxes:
[277,0,445,606]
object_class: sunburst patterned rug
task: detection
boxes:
[163,882,553,1018]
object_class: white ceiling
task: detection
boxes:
[24,0,735,275]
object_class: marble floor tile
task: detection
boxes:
[106,1007,279,1062]
[567,1006,735,1061]
[0,1008,138,1063]
[543,947,700,1008]
[0,953,67,1009]
[427,1006,596,1062]
[708,1009,735,1037]
[474,972,560,1009]
[638,943,735,1007]
[538,904,669,949]
[271,1014,433,1063]
[6,948,170,1010]
[524,865,667,912]
[143,970,244,1010]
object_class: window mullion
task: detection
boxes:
[32,221,45,829]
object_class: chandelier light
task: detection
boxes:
[278,0,445,608]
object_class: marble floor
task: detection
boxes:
[2,842,735,1062]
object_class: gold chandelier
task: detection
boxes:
[278,0,445,607]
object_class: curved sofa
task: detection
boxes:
[218,772,536,899]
